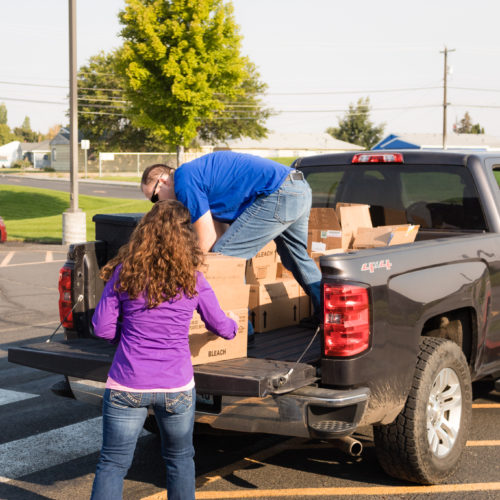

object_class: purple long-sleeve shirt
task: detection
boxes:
[92,266,237,390]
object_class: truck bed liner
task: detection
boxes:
[8,326,320,398]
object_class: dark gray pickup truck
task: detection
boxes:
[9,150,500,485]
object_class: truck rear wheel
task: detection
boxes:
[373,337,471,484]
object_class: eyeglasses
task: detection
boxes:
[150,177,161,203]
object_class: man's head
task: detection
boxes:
[141,163,176,203]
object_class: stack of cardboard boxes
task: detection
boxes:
[189,254,249,365]
[247,204,419,333]
[247,242,311,332]
[193,202,419,358]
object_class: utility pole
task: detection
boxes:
[440,46,455,149]
[62,0,86,245]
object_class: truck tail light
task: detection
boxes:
[58,266,74,329]
[323,284,370,357]
[352,153,403,163]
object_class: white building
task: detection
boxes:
[212,132,362,158]
[0,141,22,167]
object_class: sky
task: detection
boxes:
[1,0,500,140]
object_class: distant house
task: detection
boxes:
[212,132,362,158]
[373,133,500,151]
[21,140,51,168]
[50,127,71,171]
[0,141,22,167]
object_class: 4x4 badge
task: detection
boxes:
[361,259,392,273]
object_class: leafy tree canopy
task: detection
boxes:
[78,50,169,152]
[0,103,8,125]
[0,124,16,146]
[13,116,39,142]
[454,112,485,134]
[117,0,266,155]
[326,97,384,150]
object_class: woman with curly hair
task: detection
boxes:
[90,200,238,500]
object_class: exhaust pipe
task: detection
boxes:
[330,436,363,457]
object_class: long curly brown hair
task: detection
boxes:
[100,200,203,308]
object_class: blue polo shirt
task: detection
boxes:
[174,151,291,223]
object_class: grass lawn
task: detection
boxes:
[0,185,151,243]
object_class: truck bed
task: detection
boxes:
[8,326,320,398]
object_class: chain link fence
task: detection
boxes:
[78,151,206,177]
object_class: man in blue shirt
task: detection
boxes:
[141,151,321,324]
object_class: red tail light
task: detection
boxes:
[323,284,370,356]
[58,266,74,328]
[352,153,403,163]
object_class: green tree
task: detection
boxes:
[197,61,272,144]
[0,103,7,125]
[78,50,168,152]
[118,0,257,163]
[0,124,16,145]
[326,97,384,150]
[454,112,484,134]
[13,116,39,142]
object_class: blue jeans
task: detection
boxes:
[212,175,322,316]
[90,388,196,500]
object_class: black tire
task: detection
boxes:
[373,337,472,484]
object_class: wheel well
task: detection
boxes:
[421,307,475,363]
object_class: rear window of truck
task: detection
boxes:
[304,164,486,231]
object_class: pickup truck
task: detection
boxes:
[9,150,500,485]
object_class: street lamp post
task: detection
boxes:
[62,0,86,245]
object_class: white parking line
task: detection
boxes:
[0,388,38,406]
[0,259,66,268]
[0,417,149,483]
[0,417,104,482]
[0,251,14,267]
[46,251,53,262]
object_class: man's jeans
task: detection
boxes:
[90,388,196,500]
[212,174,322,315]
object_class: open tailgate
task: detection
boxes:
[8,331,319,397]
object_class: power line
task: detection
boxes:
[0,96,66,105]
[264,86,442,96]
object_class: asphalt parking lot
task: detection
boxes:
[0,243,499,499]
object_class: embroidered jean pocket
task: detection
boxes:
[109,390,143,408]
[164,391,193,414]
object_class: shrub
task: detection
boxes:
[10,159,32,170]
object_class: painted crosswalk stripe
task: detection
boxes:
[46,251,53,262]
[0,388,38,406]
[0,417,104,482]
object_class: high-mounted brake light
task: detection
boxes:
[58,266,74,329]
[352,153,403,164]
[323,284,370,357]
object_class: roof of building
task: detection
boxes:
[213,132,362,151]
[374,132,500,150]
[50,127,70,145]
[20,140,51,152]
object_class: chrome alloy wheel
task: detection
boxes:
[427,367,462,457]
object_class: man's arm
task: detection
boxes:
[193,210,218,253]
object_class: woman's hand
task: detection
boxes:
[226,311,239,323]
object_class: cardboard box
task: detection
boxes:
[311,248,345,270]
[249,280,301,332]
[245,241,278,284]
[337,204,372,248]
[189,308,248,365]
[202,253,246,286]
[307,207,343,253]
[353,224,419,249]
